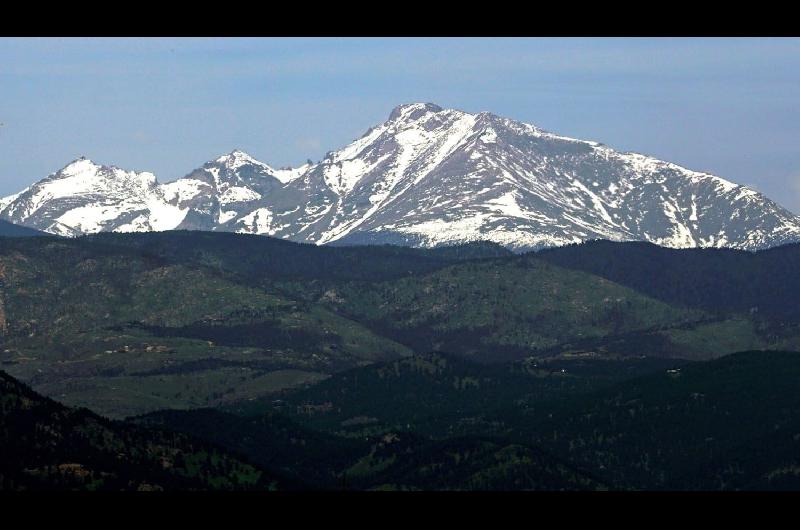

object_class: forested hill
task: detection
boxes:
[0,370,290,491]
[534,239,800,321]
[85,231,513,283]
[4,231,800,421]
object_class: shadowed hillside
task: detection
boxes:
[0,370,289,491]
[0,220,46,237]
[535,239,800,322]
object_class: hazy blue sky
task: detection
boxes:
[2,37,800,211]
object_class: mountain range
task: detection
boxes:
[3,103,800,251]
[4,229,800,490]
[4,230,800,420]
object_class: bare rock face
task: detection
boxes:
[3,104,800,252]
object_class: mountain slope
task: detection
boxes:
[305,254,787,361]
[67,348,800,491]
[163,149,311,233]
[133,359,611,491]
[89,232,788,362]
[255,352,676,437]
[0,370,286,491]
[132,408,366,489]
[4,232,800,419]
[0,236,411,417]
[0,158,185,236]
[535,239,800,322]
[83,230,511,285]
[302,103,800,250]
[2,104,799,251]
[510,350,800,490]
[0,219,46,237]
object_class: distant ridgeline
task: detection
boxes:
[3,103,800,251]
[0,219,46,237]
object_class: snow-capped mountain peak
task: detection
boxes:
[3,103,800,252]
[61,156,97,172]
[0,156,180,236]
[388,102,445,121]
[213,149,272,172]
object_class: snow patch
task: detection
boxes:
[215,149,273,172]
[219,186,262,205]
[162,179,209,204]
[218,209,238,224]
[480,128,497,144]
[236,207,275,234]
[272,163,312,184]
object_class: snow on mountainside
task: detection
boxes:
[2,104,800,251]
[0,157,186,236]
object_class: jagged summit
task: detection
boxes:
[388,102,445,121]
[212,149,269,170]
[2,103,799,251]
[60,156,99,173]
[0,156,174,236]
[56,157,159,185]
